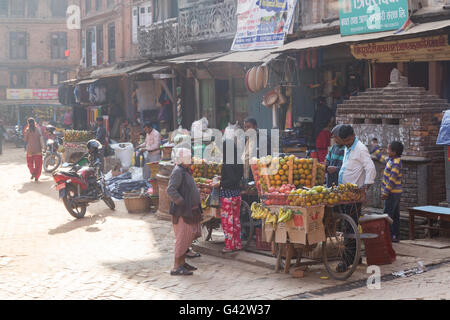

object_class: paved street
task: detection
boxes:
[0,145,449,300]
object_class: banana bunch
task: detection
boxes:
[265,212,278,225]
[278,208,293,223]
[251,202,270,220]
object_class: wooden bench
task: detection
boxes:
[408,206,450,240]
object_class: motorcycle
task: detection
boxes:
[52,154,115,219]
[13,125,25,148]
[44,136,64,173]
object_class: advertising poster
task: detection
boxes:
[231,0,298,51]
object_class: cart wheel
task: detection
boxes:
[322,213,361,281]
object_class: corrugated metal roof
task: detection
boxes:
[163,52,227,64]
[208,49,280,63]
[273,19,450,53]
[89,62,151,78]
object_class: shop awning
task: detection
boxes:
[0,100,61,106]
[163,52,228,64]
[89,62,152,79]
[208,49,281,64]
[77,78,99,85]
[273,19,450,53]
[129,65,170,75]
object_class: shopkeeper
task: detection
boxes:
[337,124,376,273]
[139,122,161,180]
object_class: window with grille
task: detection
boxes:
[0,0,8,16]
[51,71,67,86]
[96,25,104,65]
[107,0,114,8]
[10,72,27,88]
[85,0,91,14]
[9,32,27,59]
[51,0,67,17]
[108,23,115,63]
[95,0,102,11]
[11,0,25,16]
[27,0,38,17]
[51,32,68,59]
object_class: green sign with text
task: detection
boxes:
[338,0,409,36]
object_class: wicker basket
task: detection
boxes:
[123,192,151,213]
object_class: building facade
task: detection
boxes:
[0,0,81,126]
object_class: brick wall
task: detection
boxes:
[337,85,449,208]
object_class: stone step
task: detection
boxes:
[342,99,447,104]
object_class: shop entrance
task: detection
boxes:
[408,62,429,90]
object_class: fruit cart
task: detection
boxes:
[250,155,374,280]
[63,130,94,163]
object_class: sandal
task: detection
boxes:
[183,263,197,271]
[186,249,201,258]
[170,265,193,276]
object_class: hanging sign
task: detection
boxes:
[7,89,58,100]
[350,35,450,62]
[231,0,298,51]
[338,0,408,36]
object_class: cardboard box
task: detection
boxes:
[275,222,288,243]
[286,206,325,245]
[263,221,275,242]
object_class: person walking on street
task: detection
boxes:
[337,124,376,272]
[325,124,345,187]
[138,122,161,180]
[24,118,44,182]
[218,137,244,253]
[166,148,202,276]
[371,140,404,243]
[0,119,6,155]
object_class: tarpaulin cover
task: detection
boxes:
[436,110,450,145]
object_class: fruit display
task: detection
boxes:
[262,184,296,206]
[286,183,362,207]
[250,202,270,220]
[277,208,293,223]
[190,158,222,179]
[64,130,94,143]
[255,155,325,193]
[205,161,222,179]
[194,177,213,185]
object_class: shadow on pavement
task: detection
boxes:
[48,209,114,235]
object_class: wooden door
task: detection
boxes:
[200,79,215,128]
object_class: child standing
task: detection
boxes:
[371,140,404,243]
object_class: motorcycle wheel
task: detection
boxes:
[103,196,115,211]
[44,153,62,173]
[63,185,87,219]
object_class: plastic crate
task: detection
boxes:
[360,217,396,265]
[255,227,272,251]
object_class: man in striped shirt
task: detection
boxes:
[371,140,404,243]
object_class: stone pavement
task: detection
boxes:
[0,145,449,300]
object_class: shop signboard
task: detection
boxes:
[351,35,450,62]
[7,89,58,100]
[231,0,298,51]
[338,0,408,36]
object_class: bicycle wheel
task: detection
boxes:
[322,213,361,281]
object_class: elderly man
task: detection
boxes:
[139,122,161,180]
[337,124,376,273]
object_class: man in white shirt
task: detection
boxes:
[336,124,376,273]
[139,122,161,180]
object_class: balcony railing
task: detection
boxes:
[178,1,237,44]
[138,18,192,58]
